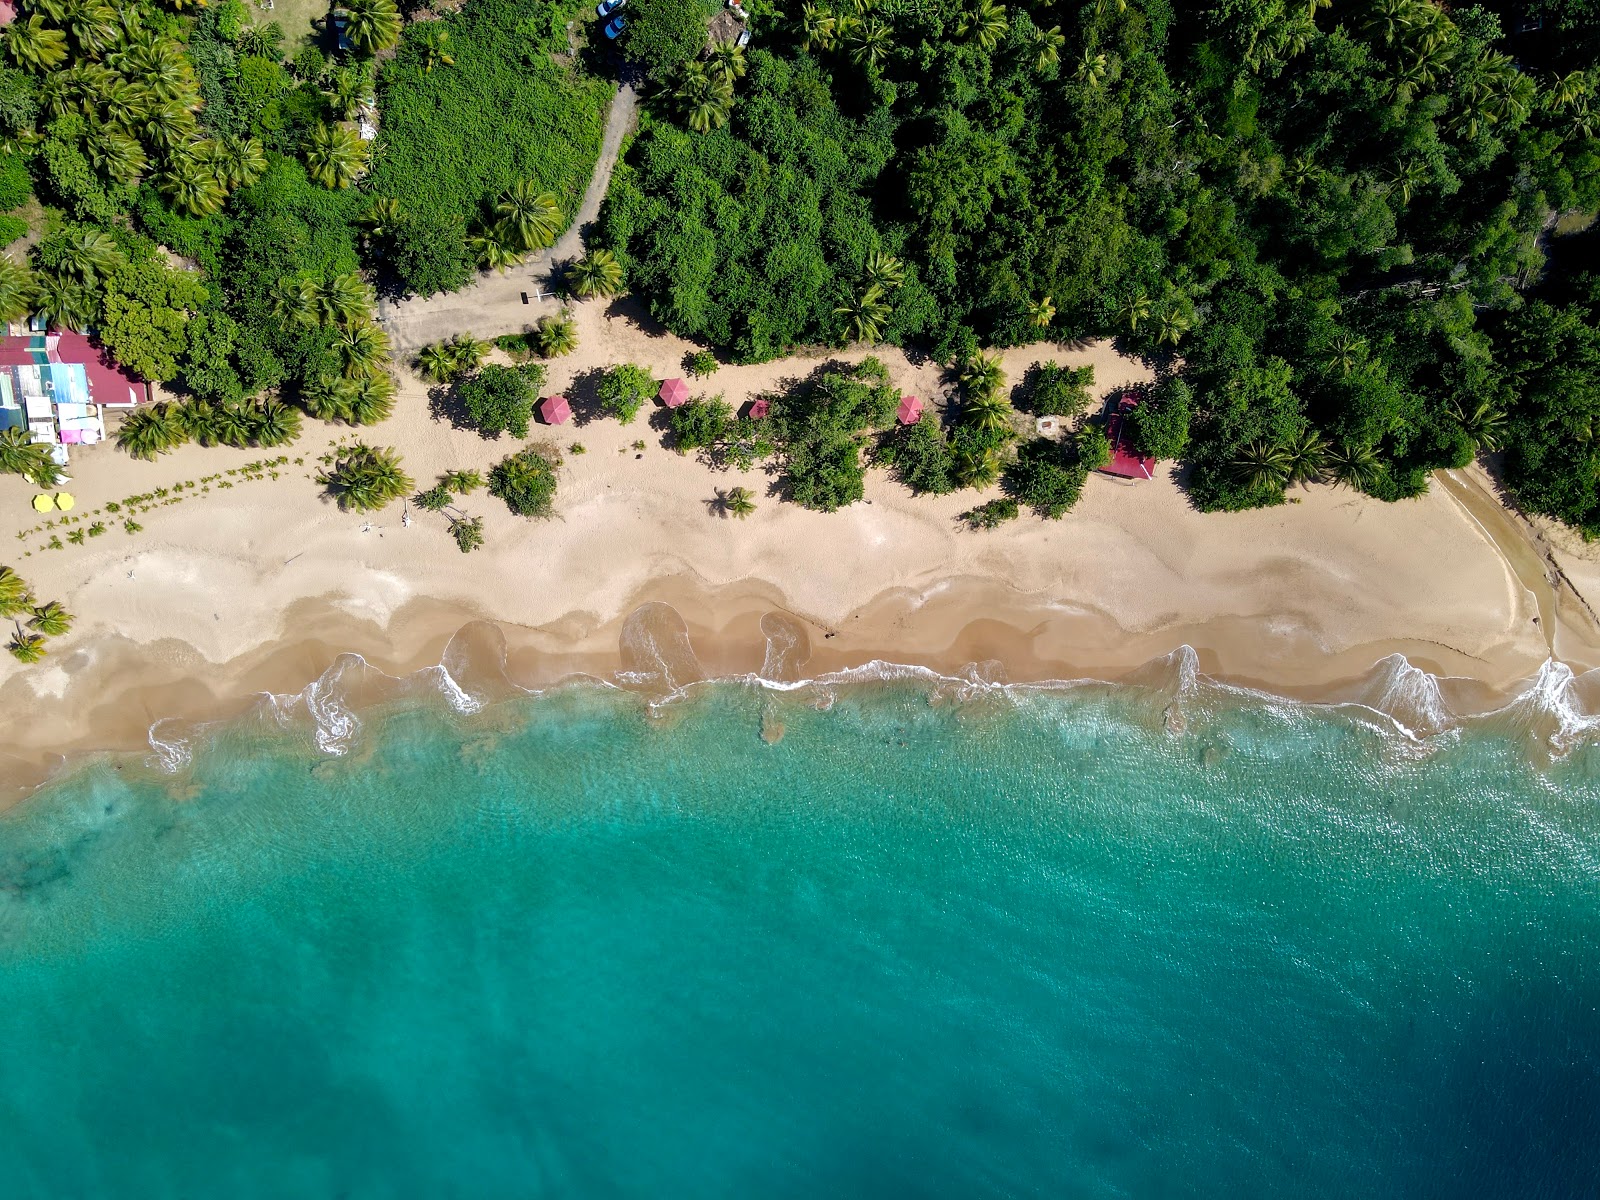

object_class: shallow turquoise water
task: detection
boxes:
[1,678,1597,1198]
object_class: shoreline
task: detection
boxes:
[5,323,1600,805]
[4,564,1599,809]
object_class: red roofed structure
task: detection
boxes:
[1098,393,1156,481]
[895,395,923,425]
[539,394,571,425]
[658,377,690,408]
[0,331,149,408]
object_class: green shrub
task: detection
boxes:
[489,444,560,517]
[0,150,30,211]
[415,483,453,511]
[451,515,485,552]
[876,413,955,495]
[685,348,718,377]
[597,363,657,424]
[0,215,27,248]
[961,497,1019,529]
[770,358,899,511]
[622,0,717,82]
[1130,380,1192,461]
[458,364,535,438]
[669,396,732,451]
[1027,363,1095,418]
[1006,439,1088,520]
[1076,424,1113,472]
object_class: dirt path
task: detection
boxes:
[377,83,639,354]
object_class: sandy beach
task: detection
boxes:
[4,296,1600,803]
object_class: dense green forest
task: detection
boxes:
[0,0,605,465]
[600,0,1600,526]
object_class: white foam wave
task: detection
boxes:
[146,719,192,773]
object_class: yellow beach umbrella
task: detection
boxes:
[31,494,53,513]
[54,492,75,511]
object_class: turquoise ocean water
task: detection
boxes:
[1,662,1598,1198]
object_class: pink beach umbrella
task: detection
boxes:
[540,394,572,425]
[748,398,771,419]
[658,377,690,408]
[895,395,923,425]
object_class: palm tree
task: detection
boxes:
[1362,0,1415,45]
[448,335,490,374]
[1385,159,1427,205]
[358,197,403,244]
[1029,295,1055,328]
[536,311,579,358]
[1450,398,1507,452]
[1231,440,1292,491]
[0,426,56,483]
[0,567,30,619]
[237,21,285,59]
[1033,25,1065,70]
[66,0,120,58]
[211,401,258,448]
[104,80,151,130]
[1545,71,1588,111]
[306,123,368,189]
[253,400,303,447]
[495,181,563,251]
[88,129,147,184]
[847,18,890,69]
[1323,333,1367,376]
[335,320,390,379]
[1155,305,1191,346]
[6,16,69,71]
[960,350,1005,399]
[1283,428,1328,486]
[718,486,757,519]
[953,446,1001,489]
[964,392,1013,434]
[7,630,47,664]
[143,99,199,152]
[1325,440,1382,491]
[416,342,459,383]
[324,65,373,123]
[835,282,892,343]
[1076,49,1109,88]
[319,443,412,512]
[443,468,484,493]
[797,3,838,53]
[707,41,747,86]
[114,39,196,105]
[26,600,72,637]
[1118,290,1151,333]
[214,136,267,189]
[674,62,734,133]
[468,226,525,272]
[33,274,95,332]
[568,248,626,298]
[0,259,34,324]
[59,229,126,284]
[301,374,358,423]
[417,24,454,71]
[957,0,1007,51]
[158,155,226,216]
[864,250,904,291]
[115,403,187,459]
[346,371,397,425]
[310,271,374,327]
[342,0,403,55]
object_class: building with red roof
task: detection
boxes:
[1098,393,1156,481]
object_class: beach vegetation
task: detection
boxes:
[960,497,1019,529]
[597,364,658,425]
[1006,438,1089,520]
[620,0,717,83]
[768,359,898,511]
[458,364,537,438]
[450,514,485,553]
[489,444,560,518]
[27,601,72,637]
[1025,364,1095,420]
[0,427,57,485]
[685,349,719,378]
[415,484,454,512]
[535,310,579,358]
[717,486,756,519]
[1129,380,1191,461]
[442,468,485,494]
[569,249,626,299]
[0,566,31,618]
[7,630,47,663]
[318,443,413,511]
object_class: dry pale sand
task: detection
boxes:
[2,296,1598,801]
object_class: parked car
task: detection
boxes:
[597,0,626,17]
[604,14,627,37]
[737,29,751,47]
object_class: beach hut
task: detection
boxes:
[747,398,770,419]
[540,394,572,425]
[896,395,923,425]
[659,378,690,408]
